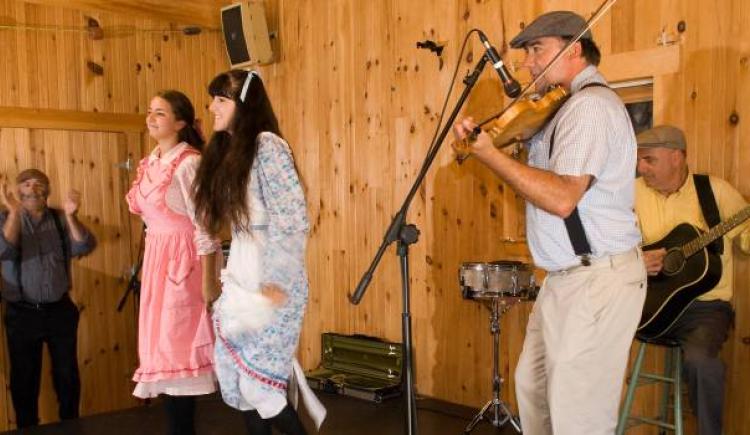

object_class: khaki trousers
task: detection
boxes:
[515,248,646,435]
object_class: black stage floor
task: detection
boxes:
[1,393,519,435]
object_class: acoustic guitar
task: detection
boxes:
[638,205,750,339]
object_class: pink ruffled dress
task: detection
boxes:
[126,143,218,398]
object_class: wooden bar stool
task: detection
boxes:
[616,336,683,435]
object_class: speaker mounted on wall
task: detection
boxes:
[221,1,274,68]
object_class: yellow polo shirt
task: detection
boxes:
[635,173,750,301]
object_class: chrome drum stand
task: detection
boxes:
[464,297,522,434]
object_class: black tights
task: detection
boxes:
[242,404,307,435]
[162,394,196,435]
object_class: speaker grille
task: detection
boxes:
[221,6,250,65]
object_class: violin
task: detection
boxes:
[453,86,569,162]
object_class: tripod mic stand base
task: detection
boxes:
[464,398,522,434]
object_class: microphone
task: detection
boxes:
[477,31,521,98]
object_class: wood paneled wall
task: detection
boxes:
[1,0,748,434]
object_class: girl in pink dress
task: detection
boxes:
[126,90,219,435]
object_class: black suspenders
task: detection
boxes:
[548,82,612,266]
[51,209,71,275]
[17,209,70,302]
[693,174,723,254]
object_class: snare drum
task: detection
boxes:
[459,260,534,300]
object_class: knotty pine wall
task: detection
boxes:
[1,0,748,434]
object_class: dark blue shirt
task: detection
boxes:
[0,208,96,303]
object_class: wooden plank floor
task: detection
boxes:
[0,393,519,435]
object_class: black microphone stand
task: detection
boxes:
[349,54,490,435]
[117,224,145,312]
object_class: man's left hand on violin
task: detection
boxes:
[452,117,495,159]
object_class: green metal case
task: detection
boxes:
[305,333,403,403]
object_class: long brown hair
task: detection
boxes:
[155,90,205,150]
[192,70,282,235]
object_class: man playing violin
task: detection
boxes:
[453,11,645,435]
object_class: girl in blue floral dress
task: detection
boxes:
[193,70,324,434]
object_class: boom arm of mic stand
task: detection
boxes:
[349,56,489,305]
[350,210,406,304]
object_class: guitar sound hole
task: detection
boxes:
[662,249,685,276]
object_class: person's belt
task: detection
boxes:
[9,294,70,311]
[549,247,641,276]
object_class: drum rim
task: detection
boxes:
[460,262,490,270]
[460,260,530,268]
[489,260,529,269]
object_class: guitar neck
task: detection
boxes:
[684,205,750,256]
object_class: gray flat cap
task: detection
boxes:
[510,11,592,49]
[636,125,686,150]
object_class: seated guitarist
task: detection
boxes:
[635,125,750,435]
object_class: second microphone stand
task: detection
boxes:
[349,53,491,435]
[117,224,145,312]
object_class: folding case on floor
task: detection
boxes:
[305,333,403,403]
